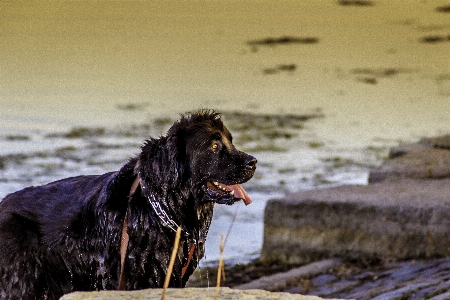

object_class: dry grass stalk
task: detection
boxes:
[161,227,182,300]
[214,234,225,300]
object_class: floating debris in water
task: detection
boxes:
[246,36,319,47]
[263,64,297,75]
[436,5,450,13]
[338,0,374,6]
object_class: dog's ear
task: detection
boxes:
[138,122,188,192]
[165,125,187,184]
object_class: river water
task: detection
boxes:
[1,0,450,265]
[0,110,380,266]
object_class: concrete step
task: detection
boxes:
[261,178,450,264]
[60,287,340,300]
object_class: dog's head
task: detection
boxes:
[166,110,257,205]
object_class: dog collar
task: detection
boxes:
[147,196,187,235]
[130,177,189,237]
[119,177,195,290]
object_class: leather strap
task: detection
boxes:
[181,243,196,278]
[117,177,196,290]
[118,211,129,290]
[118,177,140,290]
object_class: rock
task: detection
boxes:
[429,291,450,300]
[256,136,450,298]
[236,257,450,299]
[235,258,342,291]
[422,134,450,150]
[389,135,450,159]
[388,142,431,159]
[370,134,450,182]
[369,149,450,183]
[59,287,335,300]
[261,178,450,264]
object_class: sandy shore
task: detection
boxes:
[2,1,450,144]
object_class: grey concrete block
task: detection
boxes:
[261,179,450,264]
[59,287,333,300]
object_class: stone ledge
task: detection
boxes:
[235,258,342,291]
[59,287,337,300]
[370,134,450,183]
[261,178,450,264]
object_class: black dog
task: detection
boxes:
[0,110,256,299]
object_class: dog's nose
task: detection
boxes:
[245,155,257,168]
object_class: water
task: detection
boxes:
[0,112,385,266]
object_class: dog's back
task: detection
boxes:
[0,174,123,299]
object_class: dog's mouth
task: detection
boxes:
[204,181,252,205]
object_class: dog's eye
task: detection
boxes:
[212,143,218,150]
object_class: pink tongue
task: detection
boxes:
[223,183,252,205]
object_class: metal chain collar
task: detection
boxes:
[147,197,182,233]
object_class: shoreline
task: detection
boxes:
[189,256,450,299]
[2,111,368,265]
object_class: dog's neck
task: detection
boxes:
[128,177,190,235]
[119,177,197,290]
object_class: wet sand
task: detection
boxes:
[2,1,450,142]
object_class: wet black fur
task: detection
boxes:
[0,110,256,300]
